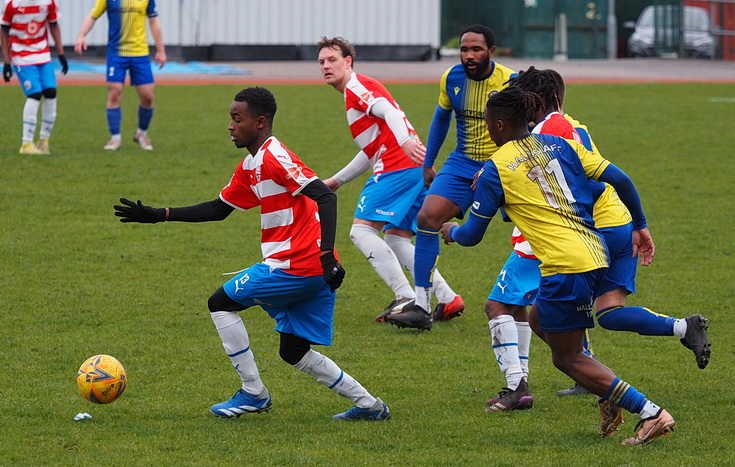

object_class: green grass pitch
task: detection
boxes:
[0,81,734,465]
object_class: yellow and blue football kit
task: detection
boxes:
[414,61,515,291]
[449,133,647,332]
[90,0,158,57]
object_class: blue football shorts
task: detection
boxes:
[598,223,637,296]
[488,251,541,306]
[535,269,606,333]
[355,167,426,232]
[106,55,154,86]
[222,263,334,346]
[426,152,486,218]
[15,62,56,95]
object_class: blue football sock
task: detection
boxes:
[604,377,646,414]
[106,107,121,135]
[414,228,440,288]
[596,306,675,336]
[138,105,154,131]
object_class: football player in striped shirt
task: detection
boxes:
[442,86,675,445]
[74,0,166,151]
[317,36,463,327]
[1,0,68,154]
[387,25,516,330]
[114,87,390,421]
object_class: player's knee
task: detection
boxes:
[349,223,378,245]
[551,353,575,374]
[42,88,56,99]
[28,92,42,101]
[279,333,311,365]
[207,287,245,313]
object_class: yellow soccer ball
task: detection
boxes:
[76,355,127,404]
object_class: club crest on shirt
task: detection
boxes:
[286,166,303,180]
[359,91,374,105]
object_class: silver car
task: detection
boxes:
[625,5,715,58]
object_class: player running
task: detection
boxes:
[387,24,515,330]
[114,87,390,421]
[442,86,676,445]
[317,36,463,326]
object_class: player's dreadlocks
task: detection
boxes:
[486,86,543,128]
[508,66,560,113]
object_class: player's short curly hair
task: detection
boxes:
[234,87,277,122]
[460,24,496,48]
[317,36,357,62]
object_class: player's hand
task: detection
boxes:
[401,138,426,165]
[320,250,345,292]
[58,55,68,75]
[3,63,12,82]
[323,177,340,192]
[114,198,166,223]
[441,222,459,245]
[74,39,87,55]
[155,50,167,69]
[423,167,436,188]
[632,228,655,266]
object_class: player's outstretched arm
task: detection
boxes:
[114,197,234,223]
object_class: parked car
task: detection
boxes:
[624,5,715,58]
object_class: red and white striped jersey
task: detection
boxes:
[344,73,421,174]
[1,0,59,66]
[219,137,325,277]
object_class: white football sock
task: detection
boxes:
[516,321,532,376]
[640,400,662,419]
[672,318,687,338]
[489,315,524,390]
[22,98,40,143]
[293,349,376,408]
[415,286,432,313]
[384,233,456,304]
[210,311,265,395]
[39,97,57,140]
[350,224,413,299]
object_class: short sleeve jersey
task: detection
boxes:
[1,0,59,66]
[344,73,421,174]
[438,62,516,162]
[472,134,610,276]
[219,137,324,277]
[89,0,158,57]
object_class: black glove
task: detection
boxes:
[320,251,345,292]
[3,63,11,82]
[114,197,166,223]
[58,55,68,75]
